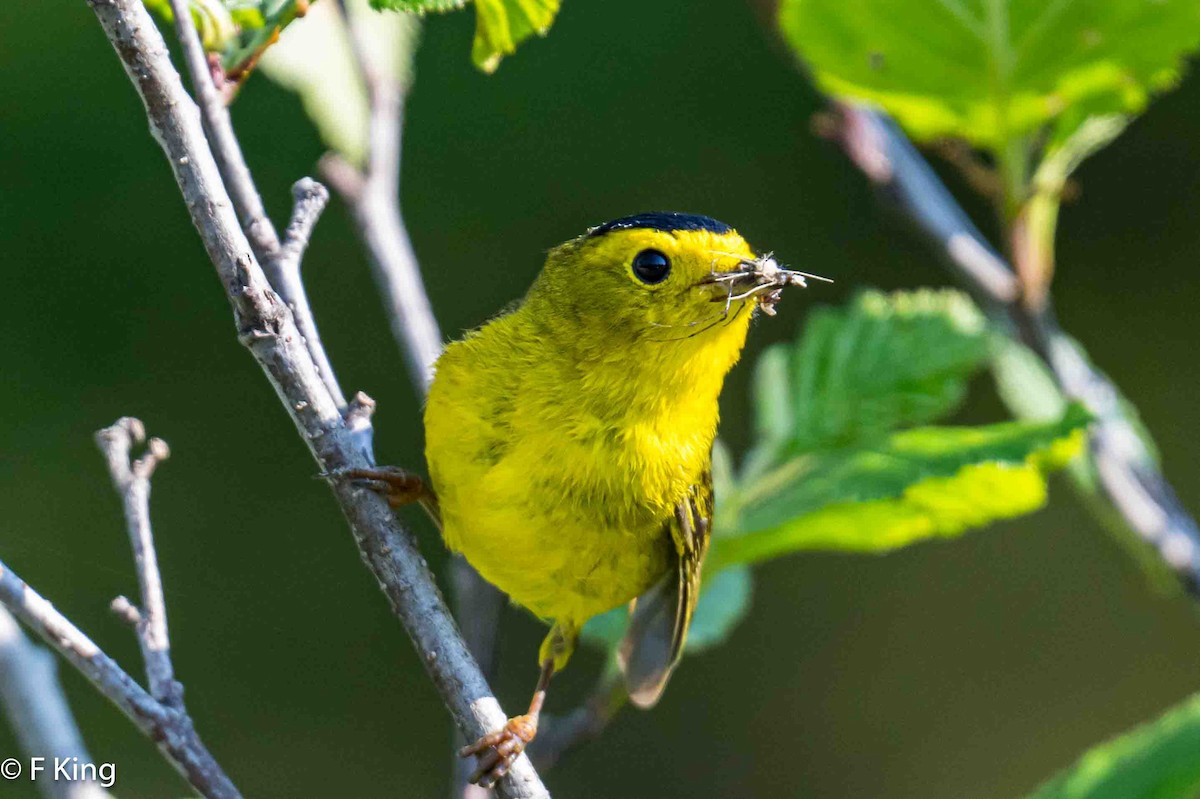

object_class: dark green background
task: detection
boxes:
[3,1,1200,797]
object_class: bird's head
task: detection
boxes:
[527,212,825,351]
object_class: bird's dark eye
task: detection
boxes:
[631,249,671,284]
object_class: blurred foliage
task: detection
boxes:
[583,290,1089,653]
[143,0,309,76]
[367,0,559,72]
[259,0,418,165]
[1024,692,1200,799]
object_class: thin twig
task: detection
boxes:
[825,101,1200,592]
[0,557,239,798]
[95,418,181,708]
[168,0,347,408]
[0,608,112,799]
[85,1,547,795]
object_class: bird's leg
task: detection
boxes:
[339,467,442,530]
[460,658,556,788]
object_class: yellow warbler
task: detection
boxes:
[354,212,814,785]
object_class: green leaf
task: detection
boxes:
[778,0,1200,149]
[260,0,419,165]
[1024,692,1200,799]
[768,289,990,459]
[471,0,559,73]
[142,0,239,51]
[368,0,558,73]
[709,404,1089,569]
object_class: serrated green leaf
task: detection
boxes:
[778,0,1200,149]
[771,289,990,459]
[709,404,1089,568]
[1024,692,1200,799]
[260,0,419,165]
[471,0,559,73]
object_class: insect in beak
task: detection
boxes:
[699,253,833,316]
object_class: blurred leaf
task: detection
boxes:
[260,0,419,165]
[683,566,752,653]
[579,603,627,650]
[756,289,990,466]
[710,404,1089,569]
[580,564,753,653]
[143,0,239,50]
[778,0,1200,149]
[471,0,559,73]
[1024,692,1200,799]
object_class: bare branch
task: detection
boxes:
[281,178,330,265]
[268,179,348,408]
[167,0,281,263]
[85,1,548,794]
[825,101,1200,592]
[95,418,180,708]
[0,608,112,799]
[0,559,240,798]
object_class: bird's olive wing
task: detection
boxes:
[618,465,713,708]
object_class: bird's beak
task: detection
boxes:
[698,254,831,316]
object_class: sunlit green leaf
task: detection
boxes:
[471,0,559,73]
[1025,692,1200,799]
[710,404,1089,569]
[778,0,1200,148]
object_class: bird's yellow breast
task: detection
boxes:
[426,311,750,627]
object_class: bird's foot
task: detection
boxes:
[336,466,430,509]
[459,714,538,788]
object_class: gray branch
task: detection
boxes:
[0,608,111,799]
[85,0,547,795]
[95,418,181,708]
[0,561,237,798]
[826,101,1200,591]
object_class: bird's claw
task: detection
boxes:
[331,466,429,509]
[460,715,538,788]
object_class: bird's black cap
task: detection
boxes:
[588,212,734,237]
